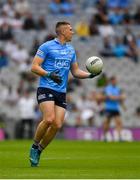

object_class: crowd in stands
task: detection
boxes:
[0,0,47,31]
[0,0,140,138]
[0,48,9,69]
[87,0,140,25]
[75,0,140,63]
[99,29,139,63]
[49,0,75,16]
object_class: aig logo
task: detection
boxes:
[55,59,70,68]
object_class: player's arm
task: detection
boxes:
[31,56,62,84]
[107,91,126,101]
[119,90,127,110]
[31,56,48,76]
[104,88,121,101]
[106,95,121,101]
[70,62,100,79]
[119,90,126,102]
[105,93,126,101]
[70,62,90,79]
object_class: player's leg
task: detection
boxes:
[39,91,66,148]
[102,112,111,140]
[34,101,55,143]
[114,115,123,141]
[30,101,55,166]
[39,105,65,149]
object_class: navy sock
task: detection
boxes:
[32,144,38,149]
[38,150,41,155]
[32,140,39,149]
[38,144,44,153]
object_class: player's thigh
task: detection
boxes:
[104,112,112,124]
[114,115,122,126]
[104,118,111,127]
[54,105,66,129]
[39,101,55,121]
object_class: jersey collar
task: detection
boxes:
[54,38,66,46]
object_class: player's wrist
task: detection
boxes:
[44,72,51,78]
[88,73,96,78]
[89,70,102,78]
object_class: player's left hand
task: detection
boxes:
[89,70,102,78]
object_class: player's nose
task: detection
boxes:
[72,30,75,35]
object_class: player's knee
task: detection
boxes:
[53,122,62,130]
[117,121,122,127]
[43,115,55,125]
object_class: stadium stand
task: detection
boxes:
[0,0,140,139]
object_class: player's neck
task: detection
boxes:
[57,36,67,45]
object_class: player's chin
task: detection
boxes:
[67,38,72,42]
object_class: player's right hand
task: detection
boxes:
[48,70,62,84]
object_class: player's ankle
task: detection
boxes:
[38,144,45,152]
[32,140,39,149]
[32,144,38,149]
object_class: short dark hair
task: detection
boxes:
[110,76,116,81]
[55,21,70,35]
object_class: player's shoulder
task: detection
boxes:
[66,43,75,53]
[66,43,74,50]
[105,84,111,89]
[104,84,112,92]
[40,39,56,48]
[116,86,121,91]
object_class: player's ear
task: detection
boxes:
[61,28,65,35]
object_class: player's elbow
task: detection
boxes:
[31,66,34,73]
[71,70,78,78]
[31,65,36,74]
[72,73,78,78]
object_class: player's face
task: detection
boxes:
[63,25,74,42]
[111,78,117,85]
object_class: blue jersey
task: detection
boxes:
[104,84,121,111]
[35,38,77,93]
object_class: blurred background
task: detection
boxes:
[0,0,140,141]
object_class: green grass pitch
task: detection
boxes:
[0,140,140,179]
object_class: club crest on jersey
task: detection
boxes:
[48,94,53,98]
[36,49,44,56]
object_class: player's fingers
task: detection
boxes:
[97,70,102,75]
[57,78,62,84]
[54,69,60,74]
